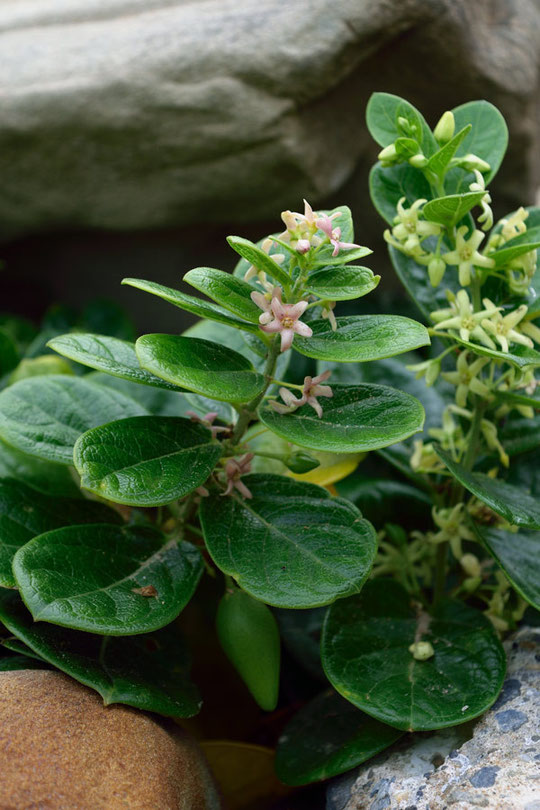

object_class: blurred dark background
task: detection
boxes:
[2,0,540,334]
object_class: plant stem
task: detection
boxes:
[231,337,281,443]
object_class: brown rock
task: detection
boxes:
[0,669,221,809]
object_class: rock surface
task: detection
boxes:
[1,0,540,239]
[327,626,540,810]
[0,669,221,809]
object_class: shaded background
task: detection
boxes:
[2,0,540,334]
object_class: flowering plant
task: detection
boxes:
[0,92,536,793]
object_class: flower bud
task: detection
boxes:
[377,143,398,166]
[285,452,320,474]
[428,256,446,287]
[409,154,428,168]
[459,153,491,173]
[408,641,434,661]
[461,553,481,578]
[433,110,455,144]
[425,359,440,387]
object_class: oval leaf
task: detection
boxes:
[435,446,540,529]
[13,523,203,635]
[226,236,291,287]
[423,192,486,227]
[293,316,430,362]
[0,478,121,588]
[136,334,266,403]
[366,93,437,156]
[472,523,540,610]
[369,162,433,227]
[448,100,508,190]
[454,336,540,370]
[0,375,147,464]
[199,474,376,608]
[122,277,259,333]
[305,266,380,301]
[183,267,262,323]
[48,333,184,391]
[260,384,425,453]
[275,690,402,786]
[0,589,201,717]
[321,579,505,731]
[0,438,80,497]
[74,416,222,506]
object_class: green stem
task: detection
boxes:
[231,337,281,443]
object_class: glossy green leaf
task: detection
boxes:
[500,415,540,456]
[0,654,47,671]
[199,474,376,608]
[122,277,259,333]
[453,336,540,370]
[369,162,433,226]
[423,192,486,228]
[48,333,184,391]
[366,93,438,156]
[74,416,222,506]
[472,523,540,610]
[311,246,372,268]
[88,373,193,417]
[0,375,147,464]
[447,100,508,191]
[293,316,430,363]
[490,241,540,267]
[275,690,402,786]
[0,439,79,497]
[496,388,540,411]
[136,334,266,403]
[425,125,471,177]
[226,236,291,287]
[0,478,120,588]
[0,589,201,717]
[305,266,380,301]
[183,267,262,323]
[2,637,45,661]
[435,446,540,529]
[259,383,425,453]
[13,523,203,635]
[321,579,505,731]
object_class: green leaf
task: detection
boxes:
[447,100,508,191]
[423,192,486,228]
[491,241,540,267]
[274,607,326,681]
[305,266,380,301]
[226,236,291,287]
[337,478,431,527]
[0,590,201,717]
[13,523,203,635]
[311,246,373,268]
[74,416,222,506]
[88,373,193,417]
[425,125,472,177]
[275,689,402,786]
[0,375,147,464]
[136,335,266,403]
[500,415,540,456]
[366,92,438,156]
[259,384,425,453]
[0,438,80,497]
[369,162,433,226]
[47,333,184,391]
[292,315,430,363]
[453,335,540,370]
[435,446,540,529]
[0,330,19,376]
[321,579,505,731]
[0,478,120,588]
[471,523,540,610]
[496,388,540,411]
[0,654,48,671]
[199,474,376,608]
[183,267,262,323]
[122,277,259,334]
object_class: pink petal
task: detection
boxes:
[270,400,293,414]
[279,387,301,407]
[339,241,361,251]
[331,238,340,257]
[312,384,333,398]
[260,318,283,334]
[234,479,253,499]
[315,215,333,237]
[271,296,285,319]
[221,479,235,497]
[288,300,309,319]
[303,199,314,222]
[280,329,295,352]
[259,311,273,325]
[251,291,269,311]
[296,239,311,254]
[293,320,313,338]
[312,370,331,385]
[307,396,323,418]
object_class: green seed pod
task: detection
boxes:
[216,587,280,711]
[284,451,320,474]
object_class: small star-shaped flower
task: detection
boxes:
[442,226,494,286]
[259,297,313,352]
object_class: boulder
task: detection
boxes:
[326,625,540,810]
[1,0,540,239]
[0,668,221,809]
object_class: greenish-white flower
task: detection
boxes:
[441,351,491,407]
[431,289,499,347]
[481,300,533,353]
[442,226,495,286]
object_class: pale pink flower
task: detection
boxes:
[186,410,228,439]
[269,371,333,418]
[269,387,305,414]
[250,286,282,325]
[260,297,313,351]
[221,453,254,499]
[316,214,361,257]
[321,300,337,331]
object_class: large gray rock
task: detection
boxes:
[326,626,540,810]
[1,0,540,239]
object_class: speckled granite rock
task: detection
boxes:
[1,0,540,239]
[0,669,221,809]
[327,626,540,810]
